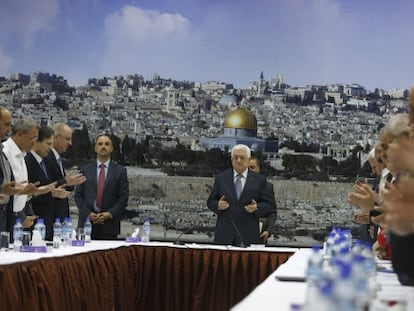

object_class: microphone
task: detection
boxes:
[230,217,247,248]
[173,226,198,245]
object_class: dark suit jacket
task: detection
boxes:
[260,182,277,235]
[25,153,55,240]
[390,232,414,286]
[207,169,274,246]
[75,160,129,237]
[44,150,72,220]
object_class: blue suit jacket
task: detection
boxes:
[75,160,129,236]
[207,169,274,246]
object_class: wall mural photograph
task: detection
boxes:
[1,0,413,246]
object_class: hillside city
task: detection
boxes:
[0,71,409,245]
[0,71,408,162]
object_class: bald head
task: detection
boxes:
[0,107,12,140]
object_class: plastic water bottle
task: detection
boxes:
[307,246,324,281]
[13,218,23,251]
[63,217,73,246]
[84,216,92,243]
[361,242,376,277]
[351,254,369,309]
[304,279,335,311]
[333,262,357,311]
[142,218,151,243]
[306,246,324,305]
[34,218,46,241]
[53,218,62,248]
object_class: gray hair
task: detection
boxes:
[52,122,72,136]
[11,118,39,135]
[384,113,411,138]
[231,144,251,158]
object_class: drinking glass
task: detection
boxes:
[0,231,10,250]
[22,232,31,246]
[76,228,85,241]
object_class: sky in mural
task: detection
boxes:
[1,0,413,91]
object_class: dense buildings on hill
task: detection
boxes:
[1,71,407,243]
[0,71,409,168]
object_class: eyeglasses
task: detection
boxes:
[232,156,247,161]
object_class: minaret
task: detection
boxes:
[258,71,265,96]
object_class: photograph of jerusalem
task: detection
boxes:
[0,0,412,246]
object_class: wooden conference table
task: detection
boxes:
[0,241,295,311]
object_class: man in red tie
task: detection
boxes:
[75,135,129,240]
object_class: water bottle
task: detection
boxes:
[304,279,335,311]
[13,218,23,251]
[306,246,324,304]
[307,246,324,281]
[333,262,357,311]
[361,242,376,277]
[63,217,73,246]
[142,218,151,243]
[53,218,62,248]
[84,216,92,243]
[34,218,46,241]
[351,254,369,309]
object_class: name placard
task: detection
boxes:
[71,240,85,246]
[20,246,48,253]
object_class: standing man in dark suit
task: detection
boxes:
[44,122,86,222]
[25,126,70,240]
[75,134,129,240]
[248,156,277,244]
[207,144,274,246]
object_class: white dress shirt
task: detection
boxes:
[3,137,28,212]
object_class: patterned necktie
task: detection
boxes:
[40,160,48,178]
[96,164,105,209]
[235,174,242,199]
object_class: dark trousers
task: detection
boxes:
[91,223,117,240]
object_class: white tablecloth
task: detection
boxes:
[0,240,297,265]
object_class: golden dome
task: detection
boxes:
[223,107,257,129]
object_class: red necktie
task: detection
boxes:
[96,164,105,209]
